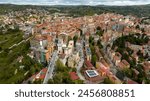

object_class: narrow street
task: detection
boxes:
[100,37,118,75]
[76,38,85,81]
[43,51,58,84]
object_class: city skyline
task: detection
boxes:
[0,0,150,6]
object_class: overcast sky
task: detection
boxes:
[0,0,150,6]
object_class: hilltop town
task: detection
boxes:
[0,8,149,84]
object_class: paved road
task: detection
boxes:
[76,38,85,81]
[43,51,58,84]
[77,58,85,80]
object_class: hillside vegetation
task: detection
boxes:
[0,4,150,17]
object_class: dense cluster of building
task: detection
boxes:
[1,8,149,84]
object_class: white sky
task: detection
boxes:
[0,0,150,6]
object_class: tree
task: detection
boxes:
[62,71,77,84]
[96,26,104,36]
[80,29,83,36]
[68,36,72,42]
[97,26,101,31]
[53,73,62,84]
[3,48,9,53]
[97,40,103,49]
[141,28,145,33]
[123,68,133,78]
[22,56,32,71]
[74,80,84,84]
[0,47,2,51]
[73,35,78,46]
[55,59,68,72]
[135,24,140,29]
[23,41,30,52]
[92,54,97,67]
[103,78,114,84]
[116,70,125,80]
[30,66,36,75]
[89,44,95,55]
[33,79,42,84]
[89,36,94,44]
[28,81,31,84]
[71,68,77,72]
[48,79,54,84]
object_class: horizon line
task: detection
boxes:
[0,3,150,6]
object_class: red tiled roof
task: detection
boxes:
[85,61,94,68]
[59,54,66,59]
[118,62,126,69]
[85,32,90,36]
[127,79,138,84]
[31,74,36,79]
[148,41,150,45]
[35,35,47,41]
[47,35,52,42]
[101,59,110,68]
[99,67,108,73]
[35,68,48,79]
[69,72,79,80]
[143,62,150,71]
[41,68,47,73]
[122,60,130,66]
[113,55,120,61]
[112,76,117,81]
[40,68,47,79]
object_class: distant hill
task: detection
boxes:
[0,4,150,17]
